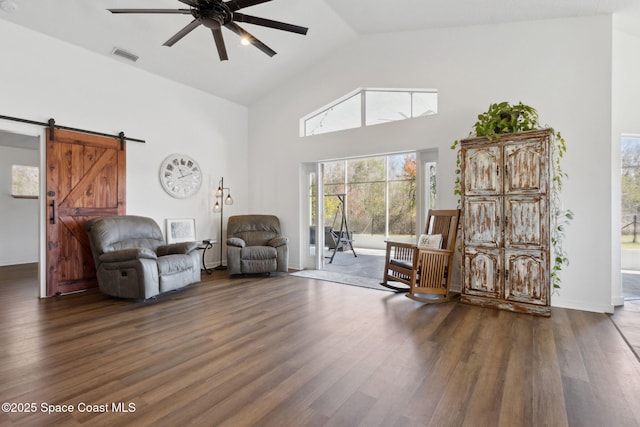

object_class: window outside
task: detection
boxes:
[320,153,417,240]
[622,137,640,246]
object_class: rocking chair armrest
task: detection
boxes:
[384,240,417,250]
[385,240,420,267]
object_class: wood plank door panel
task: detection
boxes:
[504,250,548,305]
[503,137,549,195]
[504,195,548,249]
[46,129,125,296]
[463,196,502,248]
[462,248,502,298]
[461,144,501,196]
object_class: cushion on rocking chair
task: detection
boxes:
[389,258,413,270]
[417,234,443,250]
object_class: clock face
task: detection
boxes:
[159,154,202,199]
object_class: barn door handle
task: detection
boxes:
[49,201,56,224]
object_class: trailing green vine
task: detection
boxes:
[452,101,573,290]
[549,131,573,290]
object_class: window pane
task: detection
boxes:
[365,91,411,126]
[309,172,317,227]
[621,137,640,239]
[347,182,386,235]
[305,93,361,136]
[387,153,416,181]
[412,92,438,117]
[388,180,416,237]
[324,160,345,185]
[321,152,419,241]
[324,188,345,228]
[347,157,385,183]
[11,165,39,197]
[426,161,437,210]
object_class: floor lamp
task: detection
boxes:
[213,177,233,270]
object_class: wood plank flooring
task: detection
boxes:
[1,264,640,426]
[611,300,640,360]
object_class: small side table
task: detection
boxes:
[198,239,216,274]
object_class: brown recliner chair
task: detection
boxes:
[85,215,201,299]
[226,214,288,275]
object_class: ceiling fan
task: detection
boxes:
[108,0,308,61]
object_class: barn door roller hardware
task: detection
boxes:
[0,114,145,149]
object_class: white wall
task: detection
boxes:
[612,26,640,305]
[249,15,615,313]
[0,145,38,265]
[0,19,249,274]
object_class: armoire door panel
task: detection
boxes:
[504,196,548,249]
[504,138,549,195]
[504,251,548,305]
[463,197,502,248]
[462,145,501,195]
[463,248,502,298]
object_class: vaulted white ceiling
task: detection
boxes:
[0,0,638,106]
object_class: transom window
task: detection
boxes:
[301,88,438,137]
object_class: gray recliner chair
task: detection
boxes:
[226,214,288,275]
[85,215,201,299]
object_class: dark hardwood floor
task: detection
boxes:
[1,264,640,427]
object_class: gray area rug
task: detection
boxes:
[290,269,394,292]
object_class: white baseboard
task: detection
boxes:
[0,258,38,267]
[552,297,614,314]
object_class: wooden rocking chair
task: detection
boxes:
[381,209,460,303]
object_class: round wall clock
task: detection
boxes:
[159,153,202,198]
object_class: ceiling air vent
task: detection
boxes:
[111,47,139,63]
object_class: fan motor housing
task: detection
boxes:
[193,0,232,26]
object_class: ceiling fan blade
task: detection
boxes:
[225,22,276,57]
[211,28,229,61]
[225,0,272,12]
[163,19,202,47]
[233,13,308,35]
[108,9,192,14]
[177,0,199,7]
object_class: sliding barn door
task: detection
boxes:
[45,129,126,296]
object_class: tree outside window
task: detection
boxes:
[319,153,417,240]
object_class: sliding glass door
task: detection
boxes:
[301,149,438,271]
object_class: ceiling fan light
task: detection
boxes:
[240,37,250,46]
